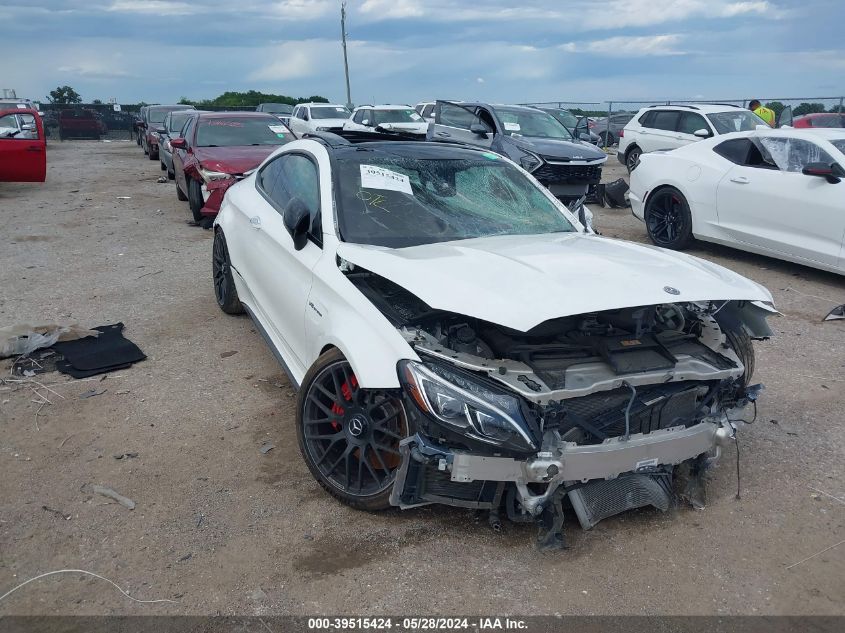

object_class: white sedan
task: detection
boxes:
[629,128,845,275]
[212,129,775,546]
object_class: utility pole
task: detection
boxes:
[341,1,352,109]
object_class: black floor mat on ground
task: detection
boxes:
[51,322,146,378]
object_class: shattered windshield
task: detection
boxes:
[195,117,291,147]
[707,110,766,134]
[335,145,575,248]
[495,108,572,139]
[311,106,351,119]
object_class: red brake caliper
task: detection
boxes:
[330,373,358,430]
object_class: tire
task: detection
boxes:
[644,187,694,250]
[142,138,148,155]
[168,169,175,181]
[296,349,410,511]
[188,178,204,222]
[625,146,641,173]
[136,131,141,146]
[212,230,244,315]
[148,146,157,160]
[160,160,166,171]
[725,328,754,387]
[176,181,188,201]
[599,131,615,146]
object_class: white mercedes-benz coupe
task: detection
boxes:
[213,130,776,548]
[629,128,845,275]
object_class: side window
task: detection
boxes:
[422,104,434,118]
[181,118,195,144]
[263,154,321,240]
[758,137,836,173]
[18,114,40,139]
[0,113,20,138]
[713,138,753,164]
[651,110,680,131]
[678,112,708,135]
[639,111,655,127]
[361,109,372,126]
[353,110,365,124]
[440,103,476,129]
[475,108,495,132]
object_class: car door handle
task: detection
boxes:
[436,131,451,137]
[26,146,43,152]
[730,176,750,184]
[249,216,261,229]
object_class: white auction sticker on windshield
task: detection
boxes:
[504,121,521,131]
[268,125,286,134]
[360,165,412,194]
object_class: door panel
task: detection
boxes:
[716,163,844,266]
[239,153,323,366]
[0,111,46,182]
[432,102,493,148]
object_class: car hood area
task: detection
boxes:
[509,136,606,162]
[336,233,772,332]
[193,146,280,175]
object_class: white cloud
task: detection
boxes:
[561,34,685,57]
[580,0,774,29]
[265,0,334,20]
[107,0,195,15]
[359,0,424,19]
[476,77,485,84]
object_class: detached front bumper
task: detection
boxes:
[391,416,738,533]
[200,178,238,217]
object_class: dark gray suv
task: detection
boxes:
[429,101,606,203]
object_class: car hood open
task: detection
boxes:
[337,233,772,332]
[194,146,280,175]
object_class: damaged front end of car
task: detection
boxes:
[345,265,774,549]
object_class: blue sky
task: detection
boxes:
[3,0,844,107]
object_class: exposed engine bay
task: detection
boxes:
[345,265,771,548]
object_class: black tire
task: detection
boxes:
[188,178,204,222]
[644,187,694,250]
[212,230,244,315]
[625,146,641,173]
[142,138,148,155]
[599,131,615,146]
[296,349,410,511]
[136,131,141,146]
[148,145,157,160]
[160,160,166,171]
[168,169,175,181]
[176,180,188,201]
[725,328,755,387]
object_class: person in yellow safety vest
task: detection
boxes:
[749,99,776,127]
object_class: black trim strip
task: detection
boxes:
[242,304,300,391]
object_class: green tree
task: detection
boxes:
[47,85,82,104]
[92,99,103,105]
[764,101,785,117]
[792,102,826,116]
[179,90,330,108]
[178,96,193,105]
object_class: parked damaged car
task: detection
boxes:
[141,104,195,160]
[172,111,294,222]
[212,131,775,549]
[429,101,606,206]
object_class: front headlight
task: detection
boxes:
[519,151,543,172]
[198,167,234,182]
[399,360,537,452]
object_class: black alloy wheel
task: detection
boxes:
[212,230,243,315]
[644,187,693,250]
[297,351,408,511]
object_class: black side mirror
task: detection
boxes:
[470,122,489,137]
[156,127,167,134]
[283,198,311,250]
[802,162,843,184]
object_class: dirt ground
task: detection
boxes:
[1,140,843,616]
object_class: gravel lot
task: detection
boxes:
[1,140,843,616]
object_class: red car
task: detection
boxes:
[57,109,103,140]
[141,104,195,161]
[0,108,46,182]
[171,112,294,222]
[793,112,845,128]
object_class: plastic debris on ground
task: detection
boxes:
[1,324,99,359]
